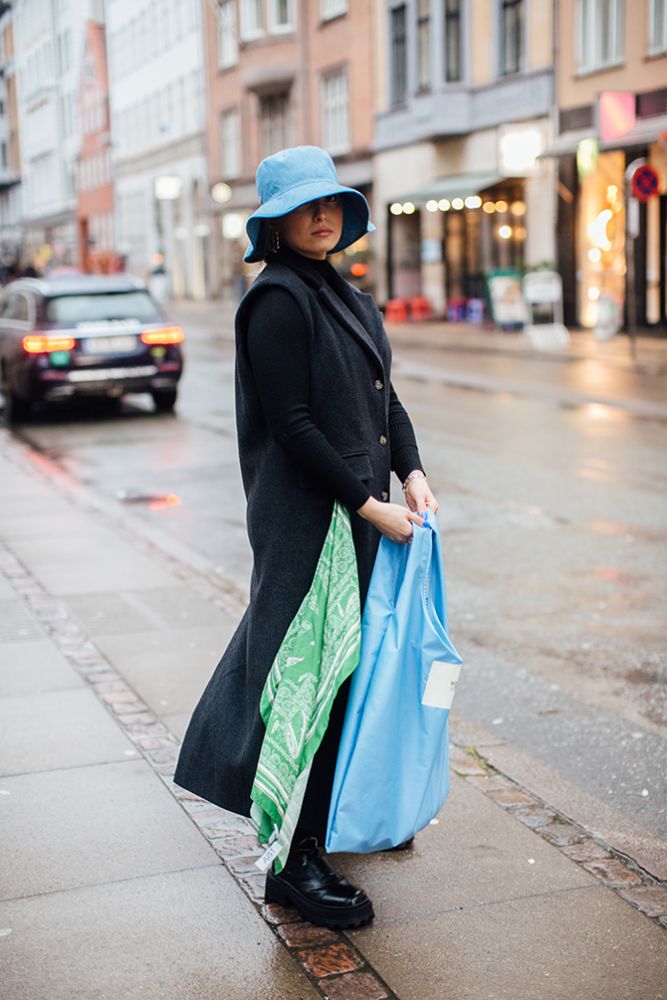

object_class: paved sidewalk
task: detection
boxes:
[1,430,666,1000]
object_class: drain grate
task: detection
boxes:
[0,600,46,643]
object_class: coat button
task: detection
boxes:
[374,379,384,390]
[381,490,389,501]
[379,434,387,445]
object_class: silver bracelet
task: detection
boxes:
[402,470,426,492]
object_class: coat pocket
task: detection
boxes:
[299,450,374,489]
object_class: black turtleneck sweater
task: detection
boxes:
[245,248,423,511]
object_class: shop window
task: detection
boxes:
[217,1,238,68]
[500,0,523,76]
[577,0,624,73]
[389,3,407,107]
[576,150,626,328]
[321,69,349,155]
[649,0,667,55]
[219,108,241,179]
[416,0,431,91]
[259,91,291,158]
[444,0,463,83]
[240,0,263,40]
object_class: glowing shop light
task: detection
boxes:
[588,287,600,301]
[402,202,416,214]
[510,201,526,216]
[482,201,496,214]
[498,225,513,240]
[451,197,464,210]
[438,199,451,211]
[495,200,508,213]
[390,203,403,215]
[588,248,602,263]
[222,213,244,239]
[425,200,439,212]
[588,209,612,252]
[464,195,482,209]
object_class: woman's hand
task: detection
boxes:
[357,497,423,543]
[403,472,439,516]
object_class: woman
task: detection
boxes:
[174,146,438,929]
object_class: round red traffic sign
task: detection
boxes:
[631,165,659,201]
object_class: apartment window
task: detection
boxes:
[220,107,241,178]
[259,91,291,157]
[270,0,294,31]
[389,4,407,107]
[240,0,263,39]
[578,0,624,72]
[649,0,667,54]
[444,0,463,82]
[321,69,349,154]
[321,0,347,19]
[416,0,431,90]
[500,0,523,75]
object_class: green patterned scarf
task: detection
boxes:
[250,501,361,873]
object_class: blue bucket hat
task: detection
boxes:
[244,146,375,263]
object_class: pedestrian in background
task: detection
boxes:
[174,146,438,928]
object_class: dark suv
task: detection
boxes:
[0,273,184,422]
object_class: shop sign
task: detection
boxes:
[631,164,659,201]
[498,124,545,175]
[598,92,636,143]
[522,271,571,350]
[577,139,598,179]
[485,269,526,330]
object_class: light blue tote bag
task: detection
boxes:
[325,510,462,854]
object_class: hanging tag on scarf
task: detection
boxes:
[255,839,282,872]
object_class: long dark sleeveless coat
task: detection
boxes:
[174,256,399,816]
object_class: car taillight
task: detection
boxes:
[140,326,184,346]
[22,335,76,354]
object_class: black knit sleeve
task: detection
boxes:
[388,382,425,483]
[245,286,372,511]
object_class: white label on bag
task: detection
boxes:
[422,660,462,710]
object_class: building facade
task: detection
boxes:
[13,0,98,270]
[373,0,556,313]
[76,17,114,273]
[106,0,208,298]
[549,0,667,331]
[203,0,376,298]
[0,2,22,269]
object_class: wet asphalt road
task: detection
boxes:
[10,303,667,843]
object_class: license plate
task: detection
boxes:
[83,335,137,355]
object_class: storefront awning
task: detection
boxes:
[397,172,506,206]
[539,114,667,158]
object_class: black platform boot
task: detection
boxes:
[264,836,374,929]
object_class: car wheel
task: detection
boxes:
[152,388,177,413]
[2,386,31,424]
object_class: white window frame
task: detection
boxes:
[320,0,347,20]
[649,0,667,55]
[269,0,294,33]
[259,91,291,157]
[220,107,241,178]
[320,67,349,156]
[577,0,624,73]
[217,0,239,66]
[240,0,264,40]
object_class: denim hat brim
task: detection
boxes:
[243,181,375,263]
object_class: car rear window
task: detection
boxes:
[45,291,161,324]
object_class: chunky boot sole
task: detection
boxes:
[265,871,374,929]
